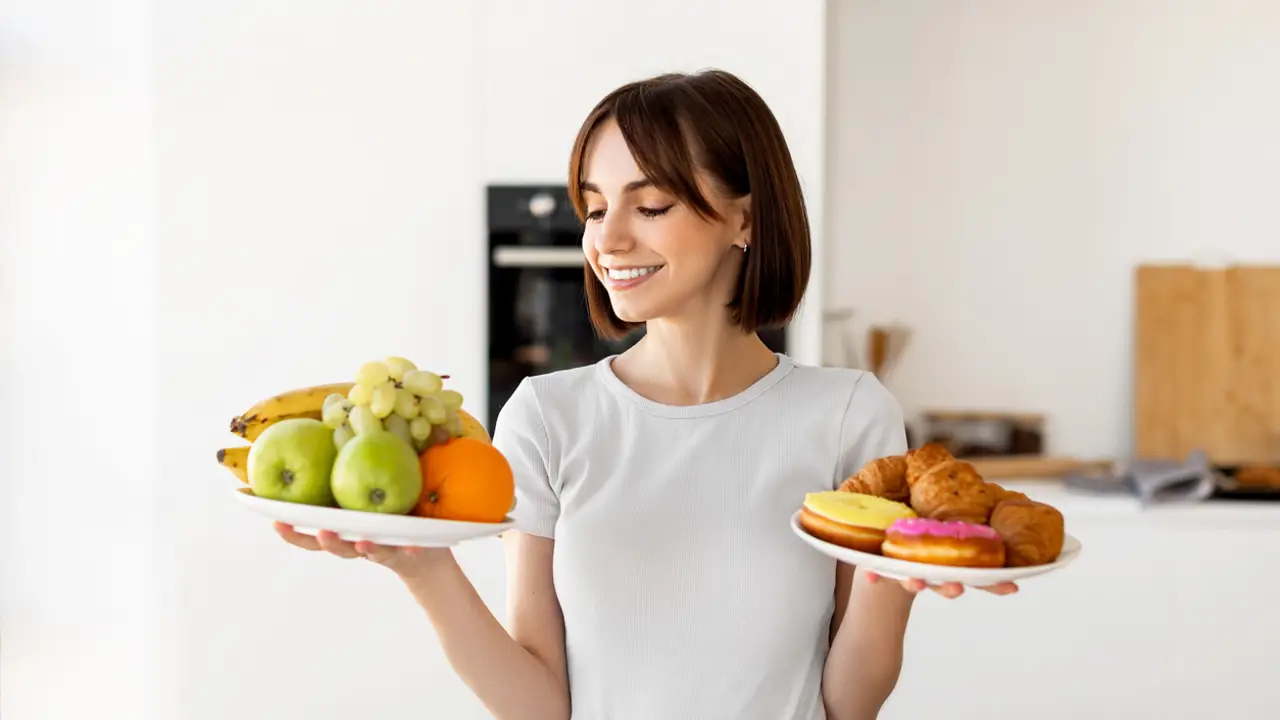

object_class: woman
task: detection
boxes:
[275,69,1017,720]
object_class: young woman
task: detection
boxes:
[275,69,1017,720]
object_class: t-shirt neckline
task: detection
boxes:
[595,352,795,418]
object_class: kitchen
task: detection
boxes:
[2,1,1279,719]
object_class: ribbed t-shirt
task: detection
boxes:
[493,353,908,720]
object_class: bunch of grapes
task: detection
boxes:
[320,356,465,452]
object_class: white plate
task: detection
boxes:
[789,510,1081,586]
[235,488,515,548]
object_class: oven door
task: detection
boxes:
[487,245,638,423]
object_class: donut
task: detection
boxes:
[881,517,1006,568]
[799,491,917,554]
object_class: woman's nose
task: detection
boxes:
[594,213,633,255]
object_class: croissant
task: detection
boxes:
[840,456,909,502]
[989,499,1065,567]
[986,482,1029,504]
[908,460,999,524]
[905,442,955,488]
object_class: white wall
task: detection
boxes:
[151,1,489,718]
[826,0,1280,459]
[0,1,159,718]
[478,0,830,365]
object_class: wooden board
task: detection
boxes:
[963,455,1114,480]
[1134,264,1280,465]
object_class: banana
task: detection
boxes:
[456,408,491,443]
[229,382,354,442]
[217,446,250,483]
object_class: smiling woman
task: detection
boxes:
[275,68,1013,720]
[567,69,811,341]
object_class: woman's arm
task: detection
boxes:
[821,563,916,720]
[395,531,569,720]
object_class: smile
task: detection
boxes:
[603,265,663,289]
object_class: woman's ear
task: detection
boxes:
[736,194,753,243]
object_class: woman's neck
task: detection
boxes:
[612,316,780,407]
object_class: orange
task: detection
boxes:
[412,437,514,523]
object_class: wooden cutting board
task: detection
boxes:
[1134,264,1280,465]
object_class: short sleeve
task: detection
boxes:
[492,378,559,538]
[833,373,909,488]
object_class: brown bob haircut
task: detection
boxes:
[567,69,812,340]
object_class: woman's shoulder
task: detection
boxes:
[781,361,902,413]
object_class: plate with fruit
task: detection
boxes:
[218,356,517,548]
[791,444,1082,586]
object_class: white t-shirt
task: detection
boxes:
[494,353,908,720]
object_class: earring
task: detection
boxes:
[740,244,748,252]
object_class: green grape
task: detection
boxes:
[419,394,447,424]
[348,404,381,435]
[322,393,347,411]
[384,413,414,447]
[384,356,417,382]
[332,423,355,450]
[356,361,391,387]
[445,414,463,437]
[401,370,443,396]
[429,425,452,446]
[348,383,372,406]
[370,381,397,418]
[322,399,351,429]
[408,416,433,442]
[438,389,464,412]
[393,388,420,419]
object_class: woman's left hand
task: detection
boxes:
[863,571,1018,599]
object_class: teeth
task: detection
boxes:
[607,266,660,281]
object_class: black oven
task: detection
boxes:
[486,185,786,425]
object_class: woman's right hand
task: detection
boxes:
[273,522,452,580]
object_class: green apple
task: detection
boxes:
[247,418,338,506]
[330,431,422,514]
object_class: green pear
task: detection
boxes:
[330,431,422,514]
[247,418,338,506]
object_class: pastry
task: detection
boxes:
[840,456,909,502]
[799,491,917,554]
[908,459,1000,524]
[989,499,1065,567]
[905,442,954,487]
[986,482,1029,504]
[881,517,1006,568]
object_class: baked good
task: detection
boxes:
[908,460,1000,524]
[799,491,917,554]
[986,482,1029,504]
[989,499,1065,567]
[881,517,1006,568]
[904,442,954,487]
[840,456,909,502]
[1235,466,1280,488]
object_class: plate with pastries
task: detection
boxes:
[791,443,1081,586]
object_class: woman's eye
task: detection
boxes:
[638,205,673,218]
[585,209,605,222]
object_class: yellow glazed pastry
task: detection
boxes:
[799,491,917,554]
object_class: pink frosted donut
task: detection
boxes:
[881,517,1006,568]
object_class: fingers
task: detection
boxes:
[980,582,1019,596]
[929,582,965,599]
[274,522,321,551]
[315,530,362,559]
[354,540,419,565]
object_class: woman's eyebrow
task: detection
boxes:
[580,179,655,195]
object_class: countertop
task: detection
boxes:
[998,478,1280,528]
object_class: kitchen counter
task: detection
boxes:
[997,478,1280,528]
[879,478,1280,720]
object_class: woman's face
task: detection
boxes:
[580,120,749,326]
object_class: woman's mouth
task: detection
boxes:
[603,265,663,290]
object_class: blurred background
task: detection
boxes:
[1,1,1277,718]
